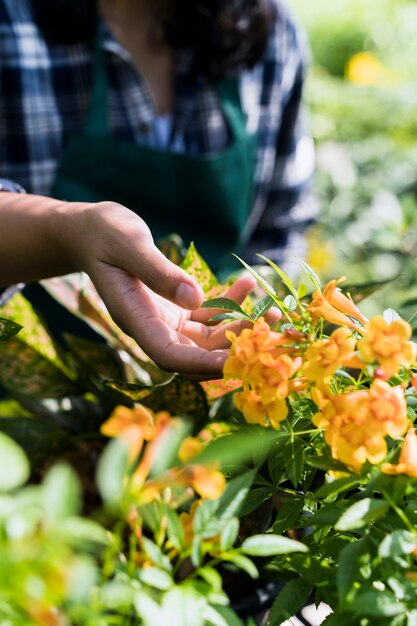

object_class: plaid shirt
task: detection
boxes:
[0,0,316,273]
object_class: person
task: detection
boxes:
[0,0,315,378]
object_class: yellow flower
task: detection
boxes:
[178,437,203,462]
[357,315,417,377]
[382,428,417,477]
[100,404,155,459]
[302,327,358,383]
[166,464,226,500]
[249,353,302,403]
[367,379,409,439]
[224,318,300,381]
[315,380,408,472]
[308,277,368,334]
[234,388,288,429]
[345,51,396,87]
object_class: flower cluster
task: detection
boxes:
[101,405,225,522]
[224,275,417,474]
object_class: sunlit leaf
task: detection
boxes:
[0,317,22,341]
[0,431,30,492]
[335,497,389,530]
[294,257,322,291]
[0,292,79,398]
[202,297,246,314]
[253,295,275,320]
[241,534,308,556]
[256,254,299,301]
[181,242,218,293]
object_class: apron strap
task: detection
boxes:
[84,24,109,136]
[84,23,247,143]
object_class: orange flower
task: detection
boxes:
[234,388,288,429]
[308,277,367,333]
[161,464,226,500]
[249,353,302,403]
[100,404,155,459]
[178,437,203,462]
[382,428,417,477]
[224,318,300,381]
[358,316,417,377]
[321,389,386,471]
[302,327,358,383]
[314,381,408,472]
[367,379,409,440]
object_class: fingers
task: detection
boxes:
[83,202,204,310]
[191,273,257,324]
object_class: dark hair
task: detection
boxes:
[31,0,275,80]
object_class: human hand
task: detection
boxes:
[62,202,280,380]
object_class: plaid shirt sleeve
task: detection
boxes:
[243,2,318,278]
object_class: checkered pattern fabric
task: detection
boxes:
[0,0,317,271]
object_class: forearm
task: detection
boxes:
[0,192,89,287]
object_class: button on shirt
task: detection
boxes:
[0,0,317,271]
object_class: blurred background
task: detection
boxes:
[290,0,417,320]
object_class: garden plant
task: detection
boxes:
[2,242,417,625]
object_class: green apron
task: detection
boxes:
[50,32,257,275]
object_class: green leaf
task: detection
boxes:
[220,517,240,550]
[233,255,278,299]
[241,534,308,556]
[134,590,165,626]
[337,539,364,602]
[335,497,389,531]
[0,292,79,398]
[96,437,130,505]
[164,506,185,551]
[208,312,252,323]
[253,295,275,320]
[203,604,245,626]
[181,242,218,293]
[284,294,297,312]
[268,578,312,626]
[202,298,246,314]
[195,428,283,469]
[162,587,207,626]
[0,432,30,492]
[193,499,224,539]
[272,497,305,535]
[0,317,22,341]
[283,437,304,488]
[294,257,322,291]
[42,463,81,524]
[379,530,417,558]
[196,567,223,592]
[216,470,255,520]
[348,589,405,617]
[54,516,110,553]
[148,417,191,477]
[314,476,358,499]
[138,567,174,591]
[142,537,173,572]
[238,487,274,517]
[221,553,259,579]
[256,254,299,301]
